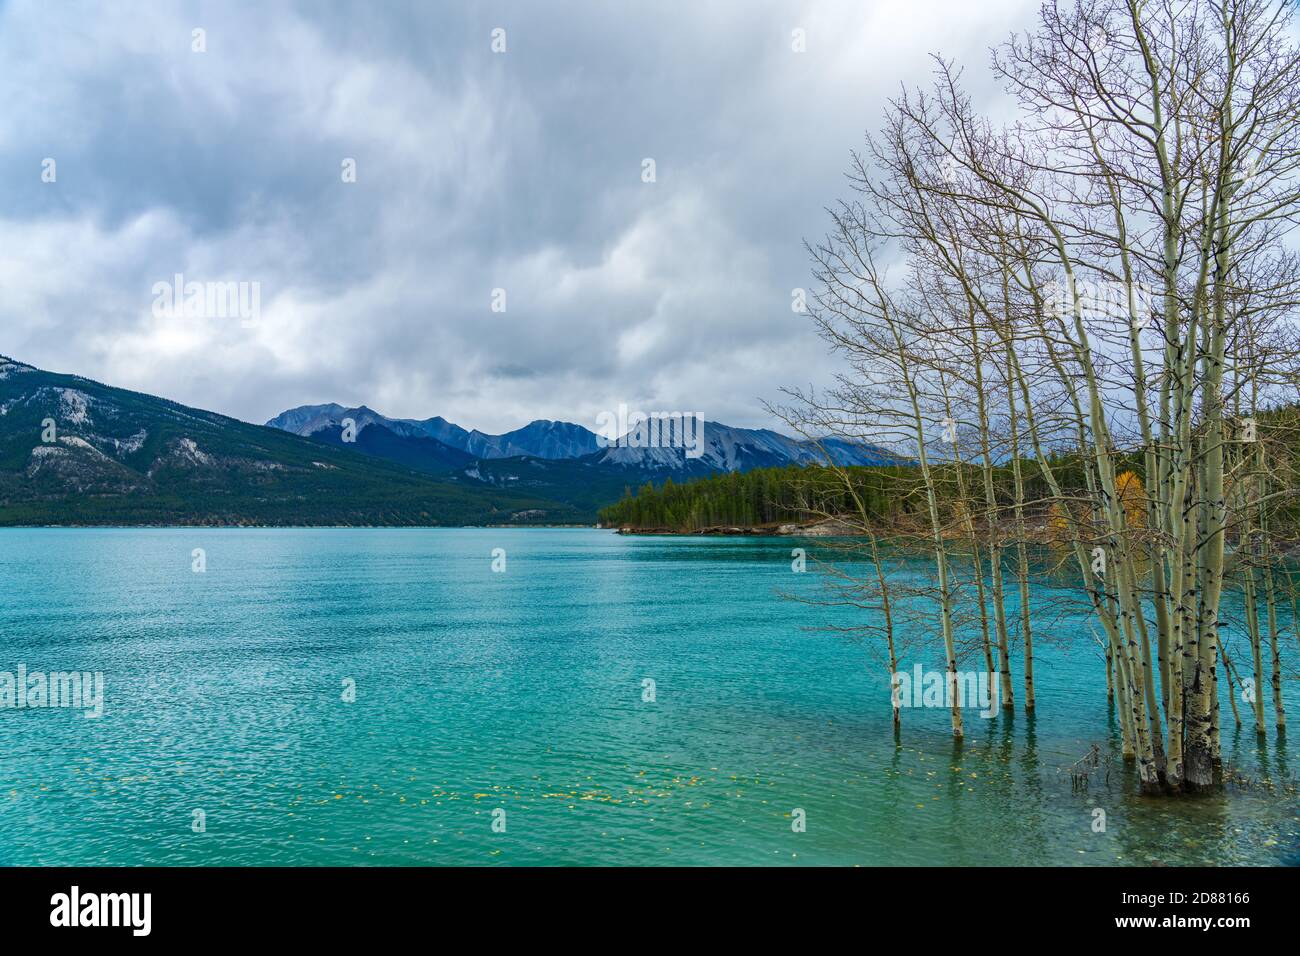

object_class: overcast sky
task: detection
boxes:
[0,0,1036,433]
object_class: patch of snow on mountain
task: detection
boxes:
[173,438,211,465]
[58,389,92,426]
[113,429,148,455]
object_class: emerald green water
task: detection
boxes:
[0,528,1295,866]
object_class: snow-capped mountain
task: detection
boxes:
[266,405,439,442]
[462,419,602,459]
[267,405,897,473]
[0,356,899,527]
[267,405,601,460]
[591,421,897,472]
[0,355,578,526]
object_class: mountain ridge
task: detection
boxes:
[266,404,896,473]
[0,355,583,526]
[0,354,900,526]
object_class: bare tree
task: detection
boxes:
[783,0,1300,795]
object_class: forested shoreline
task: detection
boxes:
[599,456,1121,534]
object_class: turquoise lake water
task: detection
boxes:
[0,528,1295,866]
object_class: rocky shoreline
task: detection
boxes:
[615,517,860,537]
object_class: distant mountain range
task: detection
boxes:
[266,405,603,461]
[0,354,897,526]
[266,403,895,475]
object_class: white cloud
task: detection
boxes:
[0,0,1039,434]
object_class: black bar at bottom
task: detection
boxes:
[0,865,1284,940]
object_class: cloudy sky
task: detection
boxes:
[0,0,1036,434]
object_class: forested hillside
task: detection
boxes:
[599,464,916,530]
[597,455,1122,534]
[0,356,583,526]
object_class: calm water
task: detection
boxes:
[0,528,1295,866]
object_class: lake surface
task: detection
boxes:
[0,528,1295,866]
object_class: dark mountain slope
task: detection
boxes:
[309,422,475,474]
[0,356,581,526]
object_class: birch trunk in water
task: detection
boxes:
[971,305,1013,709]
[939,377,996,700]
[1003,343,1034,712]
[896,327,962,739]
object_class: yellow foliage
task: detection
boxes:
[1047,502,1072,546]
[1048,502,1070,532]
[1115,471,1147,529]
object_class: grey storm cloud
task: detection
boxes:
[0,0,1036,433]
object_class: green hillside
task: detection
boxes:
[0,356,583,526]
